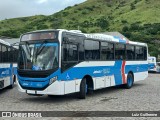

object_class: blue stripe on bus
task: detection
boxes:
[148,63,155,70]
[35,43,58,47]
[113,36,126,44]
[0,63,14,86]
[19,79,49,89]
[18,61,148,89]
[0,68,12,78]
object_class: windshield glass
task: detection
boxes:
[18,42,59,71]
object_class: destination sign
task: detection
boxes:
[21,32,57,41]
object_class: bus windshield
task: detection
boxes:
[18,42,59,71]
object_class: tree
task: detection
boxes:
[96,16,109,30]
[122,26,129,32]
[130,3,136,10]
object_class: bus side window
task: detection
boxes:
[101,42,114,61]
[62,32,85,72]
[62,42,78,71]
[85,50,92,60]
[135,46,144,60]
[143,47,147,60]
[63,44,78,61]
[78,40,84,61]
[115,43,125,60]
[68,44,78,61]
[126,45,135,60]
[85,40,100,60]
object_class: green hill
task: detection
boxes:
[0,0,160,57]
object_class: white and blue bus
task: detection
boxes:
[0,39,18,90]
[148,56,157,72]
[17,29,148,99]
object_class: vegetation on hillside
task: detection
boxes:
[0,0,160,57]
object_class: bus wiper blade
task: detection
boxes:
[35,41,48,56]
[26,42,32,57]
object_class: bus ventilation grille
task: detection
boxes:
[0,80,4,89]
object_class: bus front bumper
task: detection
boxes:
[17,80,66,95]
[17,79,81,95]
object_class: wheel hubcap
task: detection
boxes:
[85,84,88,93]
[128,77,132,87]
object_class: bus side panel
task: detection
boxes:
[95,76,105,89]
[110,75,116,86]
[3,77,11,88]
[94,75,116,89]
[17,60,148,95]
[114,61,124,85]
[134,71,148,82]
[0,63,13,89]
[64,80,76,94]
[17,79,81,95]
[125,61,148,82]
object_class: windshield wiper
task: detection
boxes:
[26,41,32,57]
[35,40,48,56]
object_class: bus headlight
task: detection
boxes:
[49,76,57,85]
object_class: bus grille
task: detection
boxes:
[0,80,4,89]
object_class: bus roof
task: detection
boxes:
[0,39,11,46]
[85,33,147,46]
[62,29,147,46]
[21,29,147,47]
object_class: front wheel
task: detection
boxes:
[79,78,87,99]
[124,73,134,89]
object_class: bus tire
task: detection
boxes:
[124,73,134,89]
[79,78,87,99]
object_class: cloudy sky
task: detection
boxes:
[0,0,86,20]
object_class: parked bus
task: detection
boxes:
[148,56,157,72]
[17,29,148,99]
[0,39,18,90]
[156,62,160,73]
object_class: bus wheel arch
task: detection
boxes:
[79,75,94,99]
[83,75,94,92]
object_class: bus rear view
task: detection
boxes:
[148,56,157,72]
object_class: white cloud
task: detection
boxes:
[37,0,48,4]
[0,0,86,20]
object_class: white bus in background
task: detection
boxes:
[148,56,157,72]
[0,39,18,90]
[156,62,160,73]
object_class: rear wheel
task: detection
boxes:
[124,73,134,89]
[79,78,87,99]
